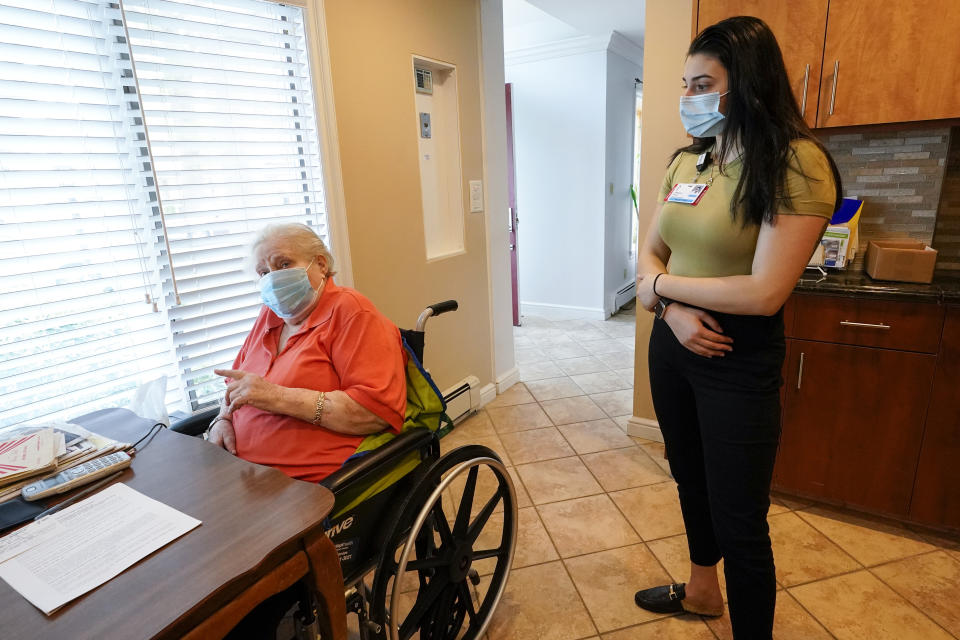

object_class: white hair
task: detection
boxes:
[248,223,336,276]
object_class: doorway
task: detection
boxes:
[502,1,644,321]
[506,83,521,326]
[630,82,643,274]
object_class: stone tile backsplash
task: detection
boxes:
[933,127,960,272]
[819,126,950,270]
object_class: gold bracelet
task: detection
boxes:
[312,391,325,426]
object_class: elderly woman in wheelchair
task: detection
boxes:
[180,223,517,640]
[205,222,406,480]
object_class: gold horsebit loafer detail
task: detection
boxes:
[634,583,723,617]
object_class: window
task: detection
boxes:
[0,0,331,428]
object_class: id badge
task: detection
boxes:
[665,183,709,205]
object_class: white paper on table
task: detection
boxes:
[0,517,63,564]
[0,483,201,614]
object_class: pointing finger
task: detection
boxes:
[214,368,246,380]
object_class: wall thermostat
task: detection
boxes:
[415,67,433,94]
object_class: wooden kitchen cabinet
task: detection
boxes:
[695,0,960,127]
[817,0,960,127]
[909,306,960,529]
[791,293,944,353]
[776,339,937,517]
[695,0,828,128]
[779,297,796,410]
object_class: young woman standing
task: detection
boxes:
[632,17,842,639]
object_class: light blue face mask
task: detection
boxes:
[679,91,730,138]
[258,259,320,319]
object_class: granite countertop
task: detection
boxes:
[795,269,960,303]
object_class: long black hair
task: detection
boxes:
[673,16,842,227]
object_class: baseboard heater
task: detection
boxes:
[614,280,636,311]
[442,375,480,424]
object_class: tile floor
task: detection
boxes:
[439,306,960,640]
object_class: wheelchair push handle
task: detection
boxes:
[429,300,458,316]
[415,300,458,331]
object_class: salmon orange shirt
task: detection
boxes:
[231,278,406,482]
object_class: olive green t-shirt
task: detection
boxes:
[657,139,836,277]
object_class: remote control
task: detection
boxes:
[21,451,132,501]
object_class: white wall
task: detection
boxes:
[479,0,518,391]
[506,50,608,316]
[603,47,643,315]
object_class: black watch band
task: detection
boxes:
[654,298,673,319]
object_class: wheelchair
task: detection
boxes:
[172,301,517,640]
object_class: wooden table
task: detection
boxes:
[0,408,347,640]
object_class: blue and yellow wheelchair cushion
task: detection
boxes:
[329,339,453,518]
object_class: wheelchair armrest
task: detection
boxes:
[170,408,218,437]
[321,427,436,494]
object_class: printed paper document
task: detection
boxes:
[0,483,200,614]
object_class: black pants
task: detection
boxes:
[649,309,784,640]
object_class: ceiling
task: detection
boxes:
[502,0,645,52]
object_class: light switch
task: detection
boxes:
[469,180,483,212]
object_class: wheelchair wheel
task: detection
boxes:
[369,445,517,640]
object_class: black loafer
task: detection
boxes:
[634,583,687,614]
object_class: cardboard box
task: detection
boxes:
[865,240,938,283]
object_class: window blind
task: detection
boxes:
[0,0,177,429]
[0,0,331,427]
[123,0,329,410]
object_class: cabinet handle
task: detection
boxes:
[840,320,891,330]
[797,352,805,390]
[828,60,839,115]
[800,63,810,116]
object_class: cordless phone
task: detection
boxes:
[21,451,132,501]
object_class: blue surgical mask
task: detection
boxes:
[258,259,321,319]
[679,91,730,138]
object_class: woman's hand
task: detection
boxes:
[637,271,664,311]
[662,303,734,358]
[212,369,387,436]
[206,418,237,455]
[215,368,280,416]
